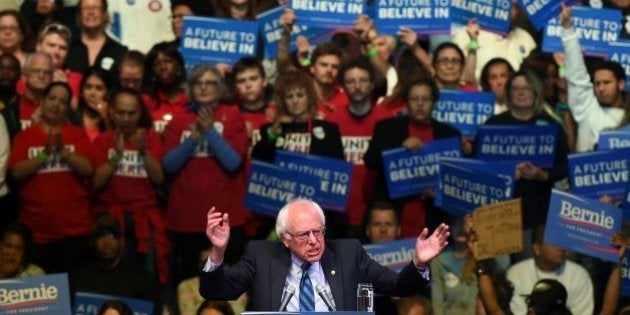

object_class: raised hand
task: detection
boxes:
[398,27,418,47]
[206,207,230,263]
[414,223,450,266]
[466,18,480,40]
[196,107,214,132]
[280,8,296,32]
[559,2,572,29]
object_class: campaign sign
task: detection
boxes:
[438,157,514,216]
[542,6,622,57]
[450,0,512,34]
[569,149,630,200]
[374,0,451,35]
[433,90,495,137]
[621,182,630,220]
[622,249,630,296]
[0,273,71,315]
[476,124,557,167]
[364,238,416,272]
[382,137,462,199]
[545,190,622,262]
[599,130,630,150]
[517,0,579,30]
[290,0,365,29]
[180,16,259,68]
[257,5,333,59]
[275,150,353,211]
[74,292,152,315]
[244,160,319,216]
[608,40,630,92]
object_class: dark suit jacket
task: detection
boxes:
[199,239,430,311]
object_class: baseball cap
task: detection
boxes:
[525,279,568,308]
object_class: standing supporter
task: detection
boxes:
[168,2,194,47]
[33,22,82,106]
[0,53,21,141]
[327,56,389,234]
[92,88,169,283]
[364,76,462,237]
[213,0,257,20]
[163,63,248,282]
[506,225,593,315]
[560,4,626,152]
[76,67,111,142]
[19,0,67,38]
[363,201,400,244]
[118,50,145,91]
[0,222,45,278]
[9,82,94,273]
[277,9,349,114]
[432,42,476,90]
[251,71,344,237]
[143,42,187,135]
[0,10,31,67]
[106,0,174,53]
[66,0,127,77]
[479,58,515,115]
[19,52,53,130]
[478,70,568,260]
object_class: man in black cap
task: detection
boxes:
[526,279,572,315]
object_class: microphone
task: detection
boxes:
[316,283,336,311]
[278,285,295,311]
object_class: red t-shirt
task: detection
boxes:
[142,90,188,134]
[163,104,249,232]
[377,97,407,118]
[327,104,389,225]
[8,124,94,243]
[318,85,349,117]
[92,128,164,211]
[19,97,39,130]
[17,70,82,100]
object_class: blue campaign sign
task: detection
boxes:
[290,0,365,29]
[438,157,515,216]
[275,150,353,211]
[382,138,462,199]
[0,273,71,315]
[364,238,416,272]
[180,16,259,68]
[622,181,630,220]
[244,160,319,217]
[569,149,630,200]
[450,0,512,35]
[599,130,630,150]
[622,250,630,296]
[542,6,622,57]
[432,90,495,138]
[608,40,630,92]
[74,292,153,315]
[517,0,579,30]
[476,124,558,167]
[545,190,622,262]
[257,5,333,59]
[374,0,450,35]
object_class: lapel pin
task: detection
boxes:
[331,270,336,276]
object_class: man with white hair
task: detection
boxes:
[200,199,450,312]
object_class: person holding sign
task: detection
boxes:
[364,76,464,237]
[163,63,249,283]
[478,70,569,259]
[560,3,627,152]
[432,42,477,91]
[200,198,450,312]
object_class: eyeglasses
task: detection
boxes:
[192,80,218,89]
[286,226,325,242]
[81,5,104,12]
[28,68,54,76]
[0,25,19,33]
[40,23,72,39]
[344,78,371,87]
[510,85,534,93]
[435,58,463,66]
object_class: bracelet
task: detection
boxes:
[468,40,479,50]
[301,58,312,67]
[37,151,48,162]
[558,65,566,77]
[475,260,490,275]
[267,128,279,141]
[109,153,122,165]
[366,46,378,58]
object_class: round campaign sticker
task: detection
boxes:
[148,0,163,12]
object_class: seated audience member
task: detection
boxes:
[118,50,145,91]
[196,300,234,315]
[0,10,31,67]
[559,4,626,152]
[92,88,169,283]
[19,52,54,130]
[97,300,134,315]
[0,222,44,278]
[364,201,400,244]
[71,213,159,313]
[0,53,21,141]
[76,67,111,141]
[506,225,593,315]
[9,82,93,274]
[525,279,572,315]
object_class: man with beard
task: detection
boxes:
[70,213,160,313]
[0,53,21,140]
[326,56,388,236]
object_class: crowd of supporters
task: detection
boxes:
[2,0,630,314]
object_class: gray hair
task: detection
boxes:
[23,52,53,73]
[185,63,230,104]
[275,199,326,239]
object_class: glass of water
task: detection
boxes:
[356,283,373,311]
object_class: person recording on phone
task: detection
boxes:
[199,198,450,312]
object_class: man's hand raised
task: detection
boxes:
[206,207,230,264]
[413,223,450,268]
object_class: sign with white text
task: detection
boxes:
[0,273,71,315]
[374,0,451,35]
[364,238,416,272]
[433,90,495,138]
[450,0,512,34]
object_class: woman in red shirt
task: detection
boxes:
[9,81,94,273]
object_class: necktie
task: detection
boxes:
[299,262,315,311]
